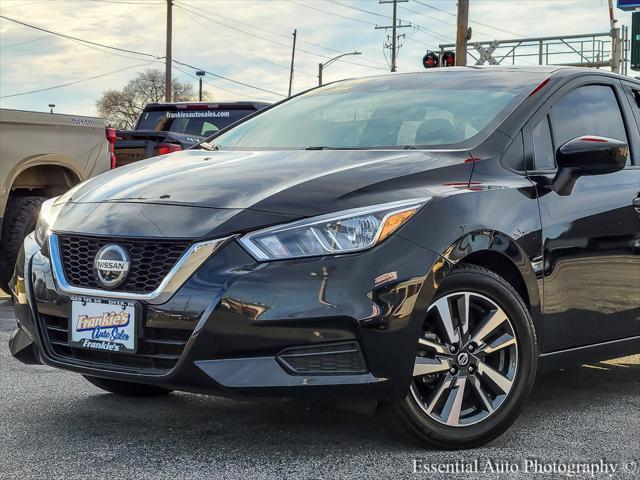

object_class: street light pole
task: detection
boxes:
[318,51,362,86]
[196,71,205,101]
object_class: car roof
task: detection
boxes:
[327,66,631,88]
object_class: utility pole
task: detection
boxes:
[288,29,297,97]
[165,0,172,102]
[608,0,621,73]
[455,0,469,66]
[376,0,409,72]
[391,0,398,71]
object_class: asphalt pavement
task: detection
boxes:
[0,292,638,480]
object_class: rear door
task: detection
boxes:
[525,76,640,352]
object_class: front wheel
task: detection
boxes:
[384,264,538,449]
[83,375,173,397]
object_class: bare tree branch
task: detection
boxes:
[96,69,206,129]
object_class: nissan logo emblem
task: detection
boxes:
[94,244,130,288]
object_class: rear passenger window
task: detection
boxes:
[550,85,628,147]
[532,116,555,170]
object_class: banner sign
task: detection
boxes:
[618,0,640,11]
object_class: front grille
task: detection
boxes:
[277,342,367,375]
[58,235,190,293]
[41,313,190,372]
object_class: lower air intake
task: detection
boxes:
[276,342,367,375]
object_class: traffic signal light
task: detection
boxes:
[422,51,455,69]
[422,51,439,69]
[442,51,455,67]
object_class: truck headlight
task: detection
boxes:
[34,197,63,246]
[239,198,429,261]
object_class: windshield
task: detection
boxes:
[136,109,256,136]
[211,72,536,150]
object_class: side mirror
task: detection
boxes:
[553,136,628,195]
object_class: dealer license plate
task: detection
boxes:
[70,297,138,353]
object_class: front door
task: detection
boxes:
[526,78,640,353]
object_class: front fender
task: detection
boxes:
[443,229,541,306]
[397,176,543,341]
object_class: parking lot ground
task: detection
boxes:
[0,298,638,479]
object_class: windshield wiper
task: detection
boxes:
[304,146,333,150]
[197,142,221,151]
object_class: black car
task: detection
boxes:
[9,67,640,449]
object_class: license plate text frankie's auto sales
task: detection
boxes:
[70,297,136,353]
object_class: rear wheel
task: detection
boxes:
[83,375,173,397]
[384,264,537,449]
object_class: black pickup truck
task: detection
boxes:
[113,101,269,167]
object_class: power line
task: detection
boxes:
[1,14,286,97]
[330,0,400,21]
[1,1,150,50]
[181,0,386,70]
[0,15,161,58]
[397,4,456,40]
[176,5,315,77]
[288,1,378,26]
[1,36,49,49]
[318,0,455,67]
[82,0,163,4]
[172,59,286,97]
[413,0,522,38]
[0,60,157,98]
[323,0,454,44]
[180,0,389,68]
[172,63,274,100]
[175,1,389,71]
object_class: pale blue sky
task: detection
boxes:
[0,0,633,116]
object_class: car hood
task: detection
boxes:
[55,149,473,238]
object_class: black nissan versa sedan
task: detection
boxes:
[8,67,640,449]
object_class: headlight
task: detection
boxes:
[239,198,429,260]
[34,197,63,246]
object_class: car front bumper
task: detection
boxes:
[10,231,447,401]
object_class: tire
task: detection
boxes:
[0,195,46,293]
[83,375,173,397]
[382,263,538,449]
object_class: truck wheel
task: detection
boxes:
[382,264,538,449]
[0,196,46,293]
[83,375,173,397]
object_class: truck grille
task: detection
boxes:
[58,235,189,293]
[41,313,190,373]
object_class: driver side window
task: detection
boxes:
[549,85,628,153]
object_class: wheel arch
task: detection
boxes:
[1,157,83,217]
[438,229,542,338]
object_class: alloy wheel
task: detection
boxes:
[410,291,519,427]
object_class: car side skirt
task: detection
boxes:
[539,336,640,372]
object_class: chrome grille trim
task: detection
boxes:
[49,233,232,304]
